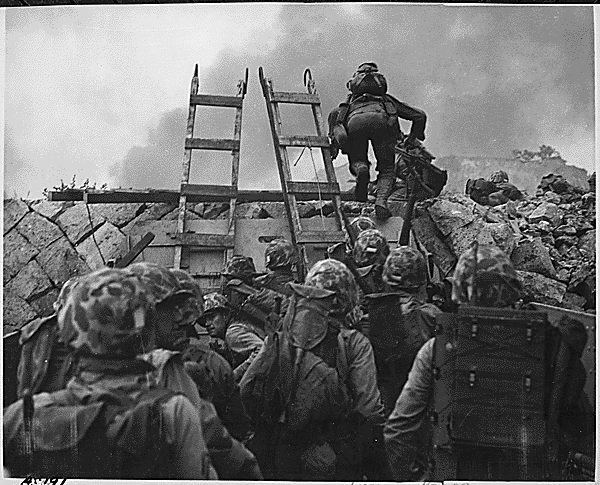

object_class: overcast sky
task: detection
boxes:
[3,4,596,199]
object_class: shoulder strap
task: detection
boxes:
[336,331,349,386]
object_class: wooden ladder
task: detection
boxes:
[173,64,248,275]
[259,67,345,279]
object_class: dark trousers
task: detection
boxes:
[346,124,399,176]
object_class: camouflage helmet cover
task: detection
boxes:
[57,268,155,356]
[346,216,377,250]
[352,229,390,269]
[265,239,298,270]
[489,170,509,184]
[383,246,427,290]
[169,268,204,325]
[222,255,258,281]
[125,262,191,304]
[451,243,523,307]
[356,62,379,73]
[53,275,84,313]
[305,259,358,315]
[203,292,230,314]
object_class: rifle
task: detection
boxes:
[396,139,445,246]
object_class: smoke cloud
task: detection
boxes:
[109,5,594,191]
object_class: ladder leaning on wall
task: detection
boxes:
[259,67,346,279]
[172,64,248,278]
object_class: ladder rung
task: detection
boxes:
[272,92,321,105]
[181,184,237,200]
[190,94,243,108]
[278,135,330,148]
[185,138,240,151]
[297,231,345,244]
[287,181,340,196]
[168,233,235,248]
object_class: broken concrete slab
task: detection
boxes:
[3,294,37,329]
[3,199,30,235]
[511,237,556,278]
[428,199,475,236]
[5,259,54,301]
[517,270,566,306]
[36,236,91,287]
[76,222,127,270]
[203,203,229,219]
[3,230,39,284]
[411,213,457,277]
[56,203,105,245]
[16,211,64,251]
[260,202,287,219]
[235,203,269,219]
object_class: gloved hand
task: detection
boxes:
[329,142,340,160]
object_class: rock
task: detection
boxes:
[556,268,571,283]
[122,203,178,233]
[560,245,582,260]
[191,203,205,217]
[488,222,516,256]
[76,222,127,270]
[527,202,559,225]
[235,203,269,219]
[577,229,595,260]
[36,236,91,286]
[412,213,457,277]
[56,203,105,245]
[341,202,364,215]
[562,292,587,311]
[555,235,578,248]
[4,199,30,235]
[94,203,145,228]
[536,220,553,233]
[260,202,287,219]
[3,230,39,284]
[540,234,555,247]
[553,224,577,236]
[542,191,562,204]
[511,237,556,278]
[5,259,54,301]
[428,199,475,236]
[30,199,73,221]
[446,219,495,256]
[3,294,37,329]
[161,207,203,221]
[517,270,566,306]
[568,265,591,291]
[203,203,229,219]
[298,203,319,219]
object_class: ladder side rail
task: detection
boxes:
[259,68,307,278]
[174,66,200,269]
[305,77,345,234]
[225,69,248,265]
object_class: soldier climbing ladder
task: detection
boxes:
[173,64,248,284]
[259,67,345,279]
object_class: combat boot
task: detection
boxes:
[374,173,396,221]
[351,161,370,203]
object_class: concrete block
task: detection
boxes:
[511,237,556,278]
[30,199,73,221]
[5,259,53,301]
[36,236,91,286]
[3,293,37,329]
[56,203,104,245]
[76,222,127,270]
[3,199,30,235]
[3,230,39,284]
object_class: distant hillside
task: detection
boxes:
[324,155,590,196]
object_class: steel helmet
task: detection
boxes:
[265,239,298,270]
[125,262,192,304]
[222,255,258,283]
[451,243,523,308]
[352,229,390,269]
[169,268,204,325]
[57,268,155,357]
[305,259,358,316]
[489,170,509,184]
[383,246,427,290]
[202,292,230,315]
[53,275,84,313]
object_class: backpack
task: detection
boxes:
[347,67,388,97]
[4,386,185,479]
[239,283,351,435]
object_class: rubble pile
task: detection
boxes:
[412,173,596,312]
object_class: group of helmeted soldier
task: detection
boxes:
[3,62,595,482]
